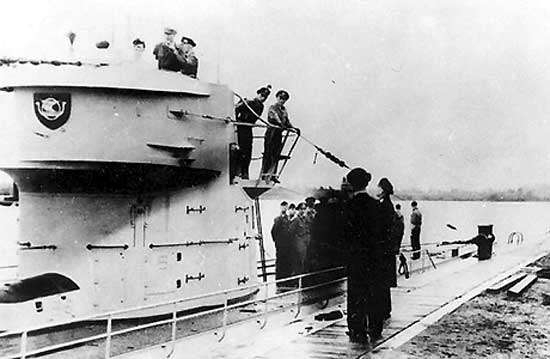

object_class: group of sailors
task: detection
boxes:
[270,168,425,344]
[271,198,317,281]
[129,27,199,78]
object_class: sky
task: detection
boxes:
[1,0,550,191]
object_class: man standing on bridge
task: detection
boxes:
[153,27,182,72]
[235,85,272,179]
[261,90,299,183]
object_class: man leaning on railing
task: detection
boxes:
[261,90,300,183]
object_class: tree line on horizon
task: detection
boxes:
[396,185,550,202]
[292,184,550,202]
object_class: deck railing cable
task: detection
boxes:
[0,266,346,359]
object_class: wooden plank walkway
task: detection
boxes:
[231,239,550,359]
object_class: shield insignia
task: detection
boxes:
[33,93,71,130]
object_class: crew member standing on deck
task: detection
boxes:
[153,27,182,72]
[235,85,272,179]
[410,201,422,260]
[289,202,309,276]
[303,196,318,272]
[392,204,405,278]
[271,201,291,282]
[261,90,299,183]
[376,178,396,319]
[395,204,404,234]
[344,168,384,343]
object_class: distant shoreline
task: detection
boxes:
[281,186,550,203]
[395,197,550,203]
[395,186,550,202]
[395,193,550,202]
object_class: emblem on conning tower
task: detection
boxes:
[33,93,71,130]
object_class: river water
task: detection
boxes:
[1,200,550,273]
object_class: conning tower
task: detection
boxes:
[0,62,266,329]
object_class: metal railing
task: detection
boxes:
[0,266,346,359]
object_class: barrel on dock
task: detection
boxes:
[477,224,495,260]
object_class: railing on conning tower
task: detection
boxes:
[231,92,301,191]
[231,122,299,185]
[165,108,300,190]
[252,127,299,182]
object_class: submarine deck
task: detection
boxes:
[123,236,550,359]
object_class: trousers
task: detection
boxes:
[411,226,421,260]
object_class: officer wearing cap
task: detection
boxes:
[153,27,182,72]
[235,85,272,179]
[289,202,310,276]
[344,168,384,343]
[261,90,300,182]
[271,201,291,283]
[376,177,396,320]
[177,36,199,78]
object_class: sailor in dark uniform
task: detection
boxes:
[261,90,299,182]
[234,85,272,179]
[376,177,396,319]
[289,202,310,276]
[344,168,384,343]
[391,204,405,284]
[410,201,422,259]
[153,28,182,72]
[271,201,291,281]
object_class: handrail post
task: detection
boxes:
[105,314,112,358]
[294,276,303,318]
[426,249,437,269]
[171,303,177,343]
[277,129,300,178]
[275,130,290,177]
[20,330,27,359]
[259,282,269,329]
[254,198,267,282]
[419,250,426,273]
[217,293,229,342]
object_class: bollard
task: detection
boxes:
[477,224,495,260]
